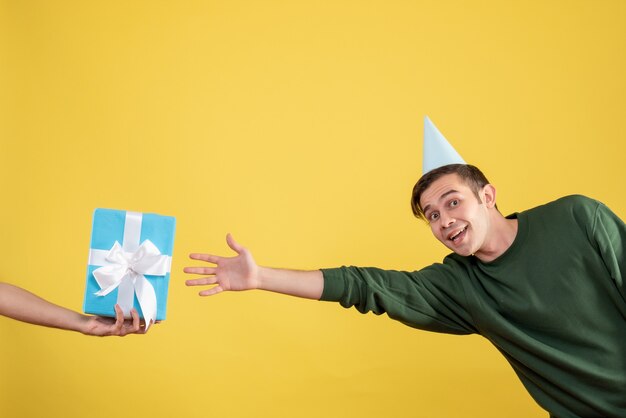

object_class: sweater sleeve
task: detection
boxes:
[320,265,477,335]
[592,202,626,302]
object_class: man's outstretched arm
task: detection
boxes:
[0,282,150,336]
[184,233,324,300]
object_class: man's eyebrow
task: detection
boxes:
[422,189,460,214]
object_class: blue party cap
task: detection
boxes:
[422,116,465,175]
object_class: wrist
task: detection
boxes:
[256,266,271,291]
[74,313,93,335]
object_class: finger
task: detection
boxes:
[189,253,220,263]
[130,308,141,333]
[185,277,218,286]
[199,286,224,296]
[113,304,125,333]
[183,266,216,275]
[226,233,244,254]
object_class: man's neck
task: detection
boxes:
[475,215,519,263]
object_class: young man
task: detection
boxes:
[184,120,626,417]
[0,282,151,336]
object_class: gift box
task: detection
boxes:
[84,209,176,325]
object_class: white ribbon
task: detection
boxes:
[88,212,171,329]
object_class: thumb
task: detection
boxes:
[226,233,244,254]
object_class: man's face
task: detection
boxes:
[419,173,491,257]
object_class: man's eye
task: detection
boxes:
[450,199,459,207]
[429,212,439,221]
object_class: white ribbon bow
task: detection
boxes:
[92,239,169,329]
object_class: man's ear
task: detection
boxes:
[481,184,497,208]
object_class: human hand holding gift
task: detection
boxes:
[0,282,149,336]
[82,304,150,336]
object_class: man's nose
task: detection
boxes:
[440,213,455,229]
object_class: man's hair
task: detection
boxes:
[411,164,493,220]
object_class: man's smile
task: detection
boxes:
[448,225,468,243]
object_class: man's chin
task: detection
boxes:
[441,235,472,256]
[438,237,473,256]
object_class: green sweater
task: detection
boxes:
[321,195,626,418]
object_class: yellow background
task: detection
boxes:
[1,1,625,417]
